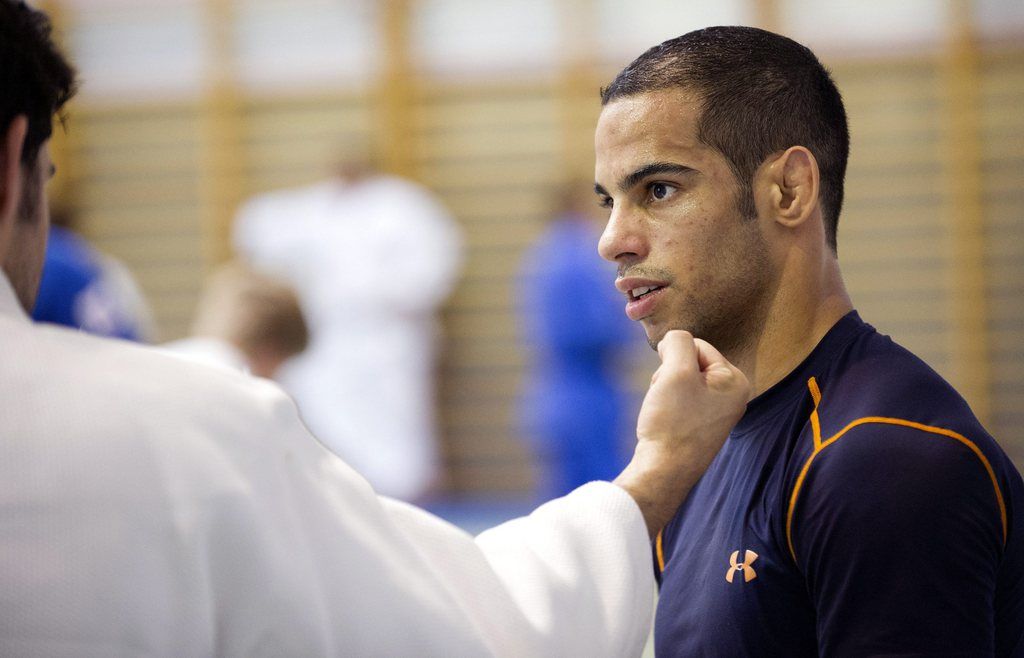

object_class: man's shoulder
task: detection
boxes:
[793,320,1019,527]
[817,324,982,437]
[790,323,1022,556]
[2,322,328,541]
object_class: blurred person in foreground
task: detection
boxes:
[0,3,750,656]
[235,151,461,502]
[32,204,155,341]
[518,181,636,498]
[595,26,1024,656]
[162,262,308,378]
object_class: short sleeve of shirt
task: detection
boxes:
[790,421,1006,656]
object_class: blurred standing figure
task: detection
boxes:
[518,184,635,498]
[163,262,308,379]
[32,206,154,341]
[235,157,462,501]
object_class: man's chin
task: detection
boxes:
[643,322,667,351]
[644,319,700,351]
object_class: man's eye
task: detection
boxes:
[650,183,673,200]
[598,196,613,209]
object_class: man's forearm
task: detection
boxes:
[614,446,707,538]
[614,332,749,539]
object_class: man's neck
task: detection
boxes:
[731,257,853,399]
[0,269,28,318]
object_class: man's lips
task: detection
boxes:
[615,277,670,298]
[616,277,669,321]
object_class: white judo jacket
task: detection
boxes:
[0,274,654,657]
[234,176,462,501]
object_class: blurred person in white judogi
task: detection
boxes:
[163,262,309,379]
[234,148,462,501]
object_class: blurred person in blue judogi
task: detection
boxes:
[162,262,309,379]
[234,150,462,501]
[518,182,637,498]
[32,205,154,341]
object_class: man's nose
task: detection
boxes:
[598,206,647,265]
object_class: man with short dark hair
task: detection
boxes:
[0,3,751,655]
[0,0,73,315]
[594,26,1023,656]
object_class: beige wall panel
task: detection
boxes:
[441,371,521,399]
[410,82,566,493]
[419,160,559,189]
[417,97,559,129]
[444,463,533,494]
[459,244,542,278]
[981,49,1024,467]
[68,104,205,344]
[832,56,962,407]
[429,188,551,219]
[447,282,517,312]
[445,438,530,464]
[444,312,520,340]
[442,340,523,369]
[238,96,373,198]
[415,128,561,160]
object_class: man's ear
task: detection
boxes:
[0,116,29,225]
[760,146,820,229]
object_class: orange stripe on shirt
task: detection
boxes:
[808,377,823,449]
[785,382,1008,564]
[656,530,666,573]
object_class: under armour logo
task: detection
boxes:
[725,549,759,583]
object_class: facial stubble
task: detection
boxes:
[647,215,774,363]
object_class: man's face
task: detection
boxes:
[7,142,53,313]
[594,89,773,353]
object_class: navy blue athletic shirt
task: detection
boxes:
[655,311,1024,657]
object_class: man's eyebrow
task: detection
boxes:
[594,182,609,197]
[620,162,695,193]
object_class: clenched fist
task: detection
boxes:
[615,331,750,537]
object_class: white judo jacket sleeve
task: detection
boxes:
[382,491,653,657]
[226,380,655,657]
